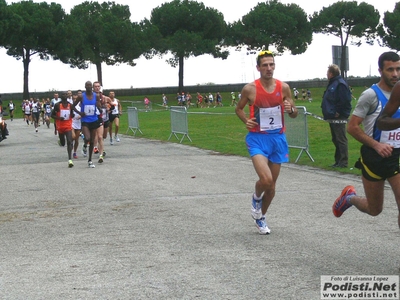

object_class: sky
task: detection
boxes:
[1,0,399,93]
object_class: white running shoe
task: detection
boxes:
[254,217,271,235]
[110,138,114,145]
[116,135,120,142]
[88,161,95,168]
[251,196,262,220]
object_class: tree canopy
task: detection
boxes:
[0,0,394,95]
[148,0,228,92]
[3,1,67,99]
[0,0,11,45]
[378,2,400,51]
[62,1,144,86]
[228,0,312,55]
[311,1,380,76]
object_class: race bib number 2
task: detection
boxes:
[259,106,283,131]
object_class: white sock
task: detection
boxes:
[253,193,262,201]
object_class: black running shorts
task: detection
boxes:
[82,119,101,130]
[355,145,400,181]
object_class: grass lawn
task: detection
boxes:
[2,85,369,175]
[117,86,367,175]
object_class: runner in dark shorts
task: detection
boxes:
[73,81,101,168]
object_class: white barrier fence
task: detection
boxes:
[126,107,143,136]
[285,106,314,163]
[168,106,192,143]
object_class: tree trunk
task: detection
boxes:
[23,50,30,100]
[178,55,184,93]
[96,61,103,86]
[340,46,347,79]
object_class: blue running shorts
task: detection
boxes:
[245,132,289,163]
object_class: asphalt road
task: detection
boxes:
[0,118,399,299]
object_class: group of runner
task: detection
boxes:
[21,97,52,132]
[195,92,224,108]
[21,82,122,168]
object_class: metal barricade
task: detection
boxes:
[126,107,143,136]
[168,106,192,143]
[285,106,314,163]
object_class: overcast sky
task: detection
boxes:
[1,0,399,93]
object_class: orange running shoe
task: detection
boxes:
[332,185,356,217]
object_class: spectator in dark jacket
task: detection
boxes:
[321,64,352,168]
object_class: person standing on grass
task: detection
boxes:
[197,92,204,108]
[293,88,299,101]
[186,92,192,108]
[216,92,223,107]
[203,93,208,107]
[162,94,168,107]
[307,89,312,102]
[350,86,357,100]
[321,64,352,168]
[51,92,74,168]
[230,92,237,106]
[208,92,213,108]
[144,96,150,111]
[235,50,298,235]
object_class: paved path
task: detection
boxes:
[0,119,399,299]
